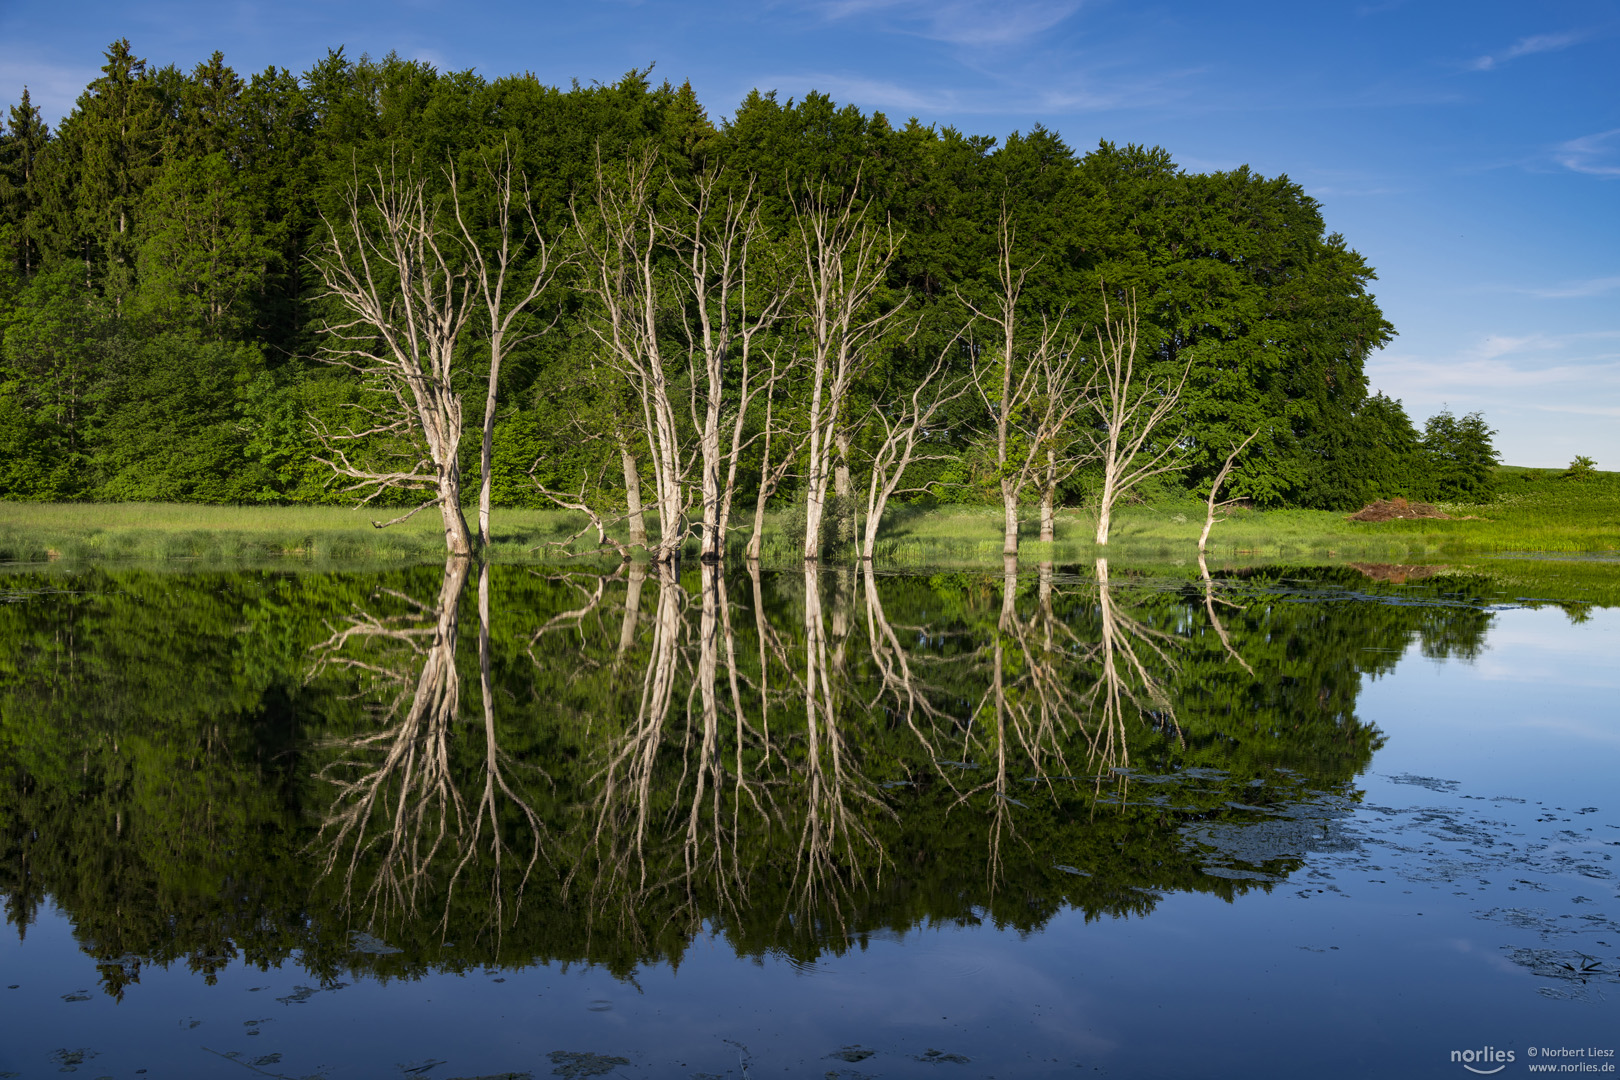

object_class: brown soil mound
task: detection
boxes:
[1348,497,1450,523]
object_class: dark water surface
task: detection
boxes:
[1,560,1616,1079]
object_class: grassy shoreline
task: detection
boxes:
[2,468,1615,569]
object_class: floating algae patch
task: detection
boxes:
[277,982,347,1005]
[828,1046,876,1062]
[1388,774,1461,793]
[1501,947,1620,1002]
[351,931,403,956]
[914,1049,971,1063]
[1179,792,1362,881]
[49,1048,98,1072]
[547,1051,631,1077]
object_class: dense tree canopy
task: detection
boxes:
[0,41,1485,522]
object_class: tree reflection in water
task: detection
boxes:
[299,556,1372,954]
[4,558,1492,985]
[309,555,547,939]
[308,555,475,923]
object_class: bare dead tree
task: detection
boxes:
[792,180,908,560]
[572,148,690,563]
[745,353,811,561]
[1198,429,1260,554]
[449,144,565,551]
[573,151,792,563]
[664,171,793,562]
[858,332,972,561]
[312,157,476,555]
[958,208,1090,555]
[1082,290,1193,547]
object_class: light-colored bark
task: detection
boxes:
[859,335,970,560]
[620,442,647,551]
[1198,430,1259,554]
[449,146,562,552]
[1082,291,1193,547]
[1039,449,1057,542]
[311,159,476,555]
[959,208,1088,557]
[667,173,789,562]
[572,149,689,563]
[793,180,907,560]
[576,157,789,563]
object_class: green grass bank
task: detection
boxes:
[2,465,1616,569]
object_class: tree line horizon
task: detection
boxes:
[0,41,1502,558]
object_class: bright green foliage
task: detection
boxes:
[0,263,111,496]
[1417,408,1499,501]
[1564,455,1597,479]
[135,152,272,334]
[93,332,271,501]
[0,40,1494,519]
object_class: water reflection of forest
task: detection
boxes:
[0,559,1503,996]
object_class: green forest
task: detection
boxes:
[0,41,1502,557]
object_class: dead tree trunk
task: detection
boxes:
[793,180,906,561]
[573,149,689,563]
[666,172,788,563]
[959,209,1083,557]
[1198,430,1259,554]
[620,441,648,551]
[859,332,970,560]
[1083,290,1192,547]
[312,157,475,556]
[450,146,562,552]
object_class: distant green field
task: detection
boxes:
[1,465,1615,569]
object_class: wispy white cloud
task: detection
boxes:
[1368,337,1620,397]
[1533,403,1620,419]
[768,72,960,113]
[1556,128,1620,177]
[751,62,1192,118]
[1466,30,1584,72]
[1519,275,1620,299]
[807,0,1082,47]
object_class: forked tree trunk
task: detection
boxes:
[440,471,473,556]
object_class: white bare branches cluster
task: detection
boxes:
[310,142,1203,561]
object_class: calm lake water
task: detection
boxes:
[1,559,1616,1079]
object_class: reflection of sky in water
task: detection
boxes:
[1362,607,1620,803]
[2,581,1618,1079]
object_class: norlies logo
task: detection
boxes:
[1453,1047,1517,1075]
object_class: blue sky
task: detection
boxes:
[3,0,1616,467]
